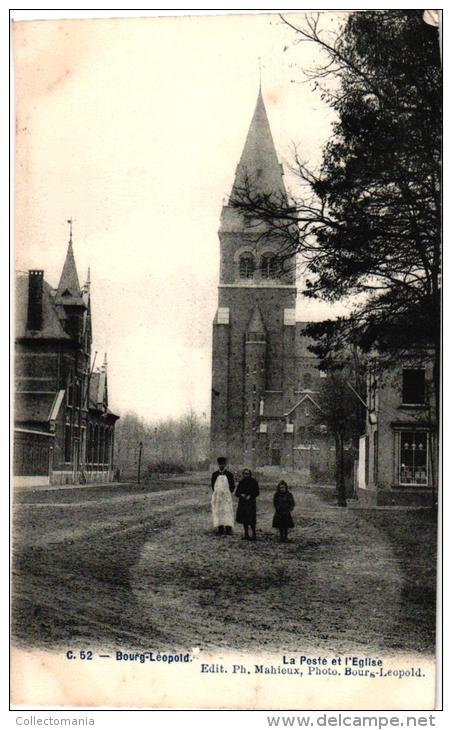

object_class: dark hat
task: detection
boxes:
[217,456,227,465]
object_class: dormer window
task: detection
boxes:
[239,254,255,279]
[261,254,278,279]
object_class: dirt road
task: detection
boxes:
[12,482,436,655]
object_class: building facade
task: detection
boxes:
[357,356,437,505]
[210,89,335,479]
[14,235,119,486]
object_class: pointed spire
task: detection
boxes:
[55,222,82,303]
[102,353,108,373]
[231,87,286,200]
[246,305,266,335]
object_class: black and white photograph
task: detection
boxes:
[11,9,441,710]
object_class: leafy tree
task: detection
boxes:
[114,410,209,477]
[232,11,441,417]
[318,371,364,506]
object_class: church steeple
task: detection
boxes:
[230,87,286,201]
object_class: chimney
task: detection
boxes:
[27,270,44,331]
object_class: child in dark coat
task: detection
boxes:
[272,480,295,542]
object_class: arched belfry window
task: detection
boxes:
[261,254,279,279]
[239,254,255,279]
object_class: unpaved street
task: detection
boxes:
[12,482,436,656]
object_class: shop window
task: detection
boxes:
[399,431,428,485]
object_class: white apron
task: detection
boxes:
[211,474,234,528]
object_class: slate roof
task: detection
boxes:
[89,371,119,419]
[15,392,55,425]
[231,89,286,200]
[15,272,70,340]
[55,240,84,305]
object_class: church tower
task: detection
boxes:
[210,89,298,467]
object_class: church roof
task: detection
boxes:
[231,88,286,201]
[55,240,84,305]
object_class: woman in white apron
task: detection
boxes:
[211,472,234,535]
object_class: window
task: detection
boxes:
[94,426,99,463]
[261,254,278,279]
[373,430,378,485]
[99,428,105,464]
[402,369,425,405]
[239,254,255,279]
[64,424,72,463]
[66,375,74,406]
[399,431,428,486]
[87,424,93,463]
[74,379,81,409]
[104,429,110,465]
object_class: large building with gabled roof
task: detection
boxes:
[14,231,119,486]
[210,89,335,480]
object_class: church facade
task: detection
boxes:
[14,232,119,486]
[210,90,335,480]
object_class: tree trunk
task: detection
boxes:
[337,432,347,507]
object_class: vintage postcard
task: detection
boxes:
[11,10,441,710]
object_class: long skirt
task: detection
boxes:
[272,512,294,529]
[212,481,234,528]
[236,498,257,526]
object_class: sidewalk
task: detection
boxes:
[13,480,132,492]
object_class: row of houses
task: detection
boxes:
[14,234,119,487]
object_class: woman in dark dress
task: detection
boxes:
[272,480,295,542]
[235,468,259,540]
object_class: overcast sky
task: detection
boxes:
[13,11,346,421]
